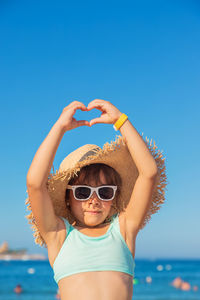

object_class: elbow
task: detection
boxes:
[148,161,158,178]
[26,175,46,190]
[26,179,39,189]
[150,167,158,178]
[150,171,158,181]
[140,167,158,179]
[26,173,36,187]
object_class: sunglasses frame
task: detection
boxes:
[66,184,117,201]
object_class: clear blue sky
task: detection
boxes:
[0,0,199,259]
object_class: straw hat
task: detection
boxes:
[25,134,167,247]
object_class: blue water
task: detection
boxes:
[0,259,199,300]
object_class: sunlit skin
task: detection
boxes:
[68,170,115,228]
[26,98,159,300]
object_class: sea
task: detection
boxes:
[0,259,199,300]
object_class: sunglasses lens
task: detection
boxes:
[75,187,91,199]
[99,187,114,200]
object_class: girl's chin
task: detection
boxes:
[85,211,101,215]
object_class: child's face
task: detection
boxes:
[68,170,114,227]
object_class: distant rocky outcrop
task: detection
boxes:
[0,241,46,260]
[0,241,8,253]
[0,241,26,254]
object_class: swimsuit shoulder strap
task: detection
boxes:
[59,216,72,237]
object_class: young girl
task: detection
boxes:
[26,99,167,300]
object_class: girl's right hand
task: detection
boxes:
[57,101,90,133]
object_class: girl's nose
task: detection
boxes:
[89,191,100,202]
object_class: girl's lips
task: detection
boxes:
[86,211,101,214]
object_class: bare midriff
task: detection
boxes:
[47,213,135,300]
[58,270,133,300]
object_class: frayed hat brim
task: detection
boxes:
[25,134,167,247]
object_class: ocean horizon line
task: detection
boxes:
[1,257,200,261]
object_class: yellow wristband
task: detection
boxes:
[113,113,128,131]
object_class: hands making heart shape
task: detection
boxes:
[57,99,123,132]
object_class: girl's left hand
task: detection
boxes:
[87,99,122,126]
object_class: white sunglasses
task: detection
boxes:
[66,185,117,201]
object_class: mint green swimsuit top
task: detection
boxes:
[53,213,135,284]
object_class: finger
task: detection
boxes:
[87,105,101,111]
[89,99,106,104]
[88,99,108,106]
[76,120,90,127]
[72,106,88,114]
[87,99,109,110]
[90,117,106,126]
[87,103,105,111]
[71,101,88,111]
[76,103,88,110]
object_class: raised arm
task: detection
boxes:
[86,99,158,233]
[26,101,89,244]
[119,119,158,231]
